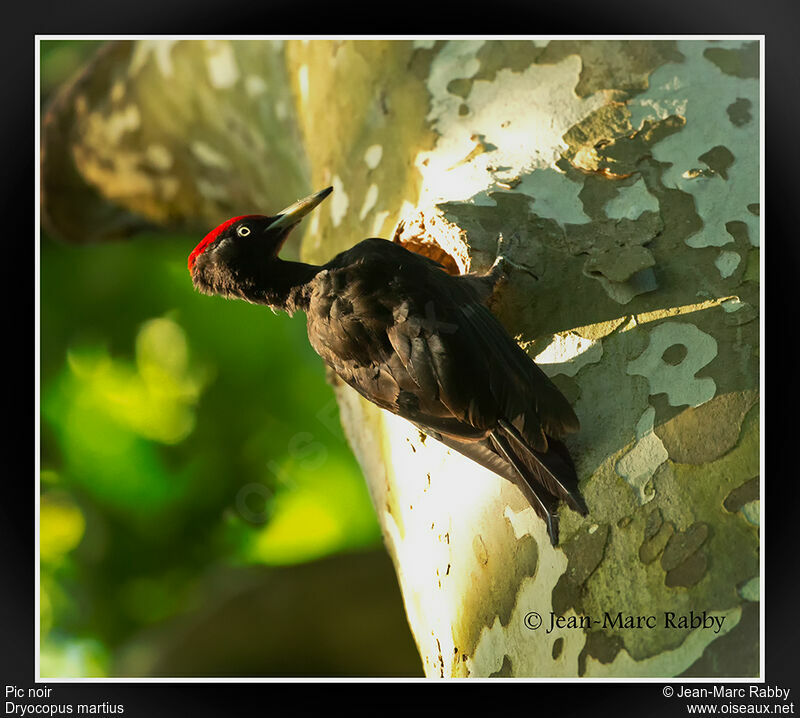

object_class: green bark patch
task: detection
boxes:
[565,212,662,259]
[551,524,609,615]
[726,98,753,127]
[489,654,514,677]
[723,477,759,513]
[600,116,686,177]
[697,146,735,180]
[438,196,552,265]
[578,402,758,661]
[704,42,759,79]
[561,103,632,177]
[571,330,652,487]
[551,524,610,615]
[654,390,758,465]
[578,629,624,676]
[661,522,709,571]
[696,307,759,399]
[573,524,608,572]
[536,40,684,98]
[639,510,675,565]
[585,245,656,284]
[455,530,539,661]
[743,248,760,284]
[563,110,685,180]
[661,343,688,366]
[661,522,709,588]
[445,77,474,99]
[577,172,627,219]
[573,317,628,341]
[680,600,759,677]
[725,220,751,246]
[474,40,546,82]
[438,41,548,107]
[665,550,708,588]
[564,212,662,303]
[637,158,704,254]
[552,573,580,616]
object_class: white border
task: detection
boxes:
[35,34,766,684]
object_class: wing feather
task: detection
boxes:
[304,238,586,544]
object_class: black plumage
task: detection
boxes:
[189,187,588,544]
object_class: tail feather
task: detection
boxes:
[414,419,587,547]
[489,431,561,545]
[497,419,587,516]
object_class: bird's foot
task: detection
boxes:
[491,233,539,281]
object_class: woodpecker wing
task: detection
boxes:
[381,250,579,447]
[306,239,585,542]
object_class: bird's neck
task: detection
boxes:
[247,258,320,315]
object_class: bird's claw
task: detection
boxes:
[491,233,539,281]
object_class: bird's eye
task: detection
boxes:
[237,225,251,237]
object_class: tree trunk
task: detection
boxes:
[291,39,760,678]
[42,38,760,678]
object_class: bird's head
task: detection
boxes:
[188,187,333,299]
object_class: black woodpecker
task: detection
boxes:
[189,187,588,545]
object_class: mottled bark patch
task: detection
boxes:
[627,321,718,408]
[578,630,624,676]
[537,40,684,98]
[563,111,685,179]
[661,522,709,571]
[686,145,735,180]
[703,42,759,79]
[456,531,539,660]
[489,654,514,677]
[726,98,753,126]
[550,524,609,614]
[723,476,759,513]
[445,77,473,99]
[665,549,708,588]
[639,509,675,564]
[679,601,759,677]
[563,211,662,305]
[475,40,545,82]
[661,522,708,588]
[655,390,758,464]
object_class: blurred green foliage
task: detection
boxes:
[39,41,383,677]
[39,40,106,102]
